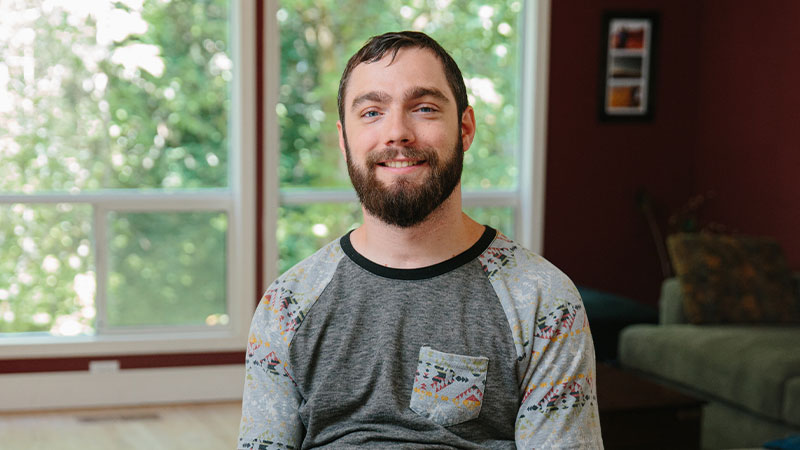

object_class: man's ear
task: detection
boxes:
[460,106,476,152]
[337,120,347,158]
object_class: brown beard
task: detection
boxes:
[344,134,463,228]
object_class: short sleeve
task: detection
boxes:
[515,276,603,448]
[478,233,603,449]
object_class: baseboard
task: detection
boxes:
[0,364,244,412]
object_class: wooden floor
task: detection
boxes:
[0,401,241,450]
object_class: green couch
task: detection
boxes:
[619,276,800,449]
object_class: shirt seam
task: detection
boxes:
[477,239,529,399]
[286,252,347,402]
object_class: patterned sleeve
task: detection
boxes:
[238,284,305,449]
[238,239,345,449]
[514,274,603,449]
[479,234,603,449]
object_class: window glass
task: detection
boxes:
[0,204,94,335]
[0,0,230,192]
[107,211,228,328]
[278,203,362,274]
[277,0,522,190]
[464,206,515,238]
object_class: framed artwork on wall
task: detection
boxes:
[599,11,659,121]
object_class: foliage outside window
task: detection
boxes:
[276,0,524,274]
[0,0,235,336]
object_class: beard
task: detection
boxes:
[344,134,464,228]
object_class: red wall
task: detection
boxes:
[544,0,800,304]
[693,1,800,270]
[544,0,700,304]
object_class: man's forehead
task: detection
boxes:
[346,47,452,101]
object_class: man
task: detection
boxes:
[239,31,603,449]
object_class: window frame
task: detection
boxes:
[263,0,550,283]
[0,0,256,358]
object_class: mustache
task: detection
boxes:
[365,146,437,165]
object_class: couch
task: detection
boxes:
[618,233,800,449]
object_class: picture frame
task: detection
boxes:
[598,11,659,121]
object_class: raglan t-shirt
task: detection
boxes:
[238,226,603,449]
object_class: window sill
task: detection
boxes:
[0,328,247,359]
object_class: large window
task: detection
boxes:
[272,0,542,275]
[1,0,547,353]
[0,1,254,352]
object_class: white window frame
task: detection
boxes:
[263,0,550,283]
[0,1,256,359]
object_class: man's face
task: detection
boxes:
[337,47,475,227]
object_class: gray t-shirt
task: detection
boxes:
[239,227,603,449]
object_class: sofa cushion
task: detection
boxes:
[666,233,799,324]
[619,324,800,421]
[783,377,800,427]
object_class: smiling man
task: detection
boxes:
[239,32,603,449]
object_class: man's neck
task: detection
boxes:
[349,189,486,269]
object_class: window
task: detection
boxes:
[0,0,254,354]
[269,0,548,276]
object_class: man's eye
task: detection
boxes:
[417,106,436,113]
[363,111,379,118]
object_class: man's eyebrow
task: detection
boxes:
[404,86,450,104]
[350,91,391,111]
[349,87,450,112]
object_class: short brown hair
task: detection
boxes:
[337,31,468,124]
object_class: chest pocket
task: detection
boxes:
[409,346,489,427]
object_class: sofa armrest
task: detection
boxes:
[659,278,688,325]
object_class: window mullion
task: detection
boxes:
[463,190,518,208]
[277,189,518,208]
[0,191,232,208]
[93,204,109,334]
[263,0,281,285]
[517,0,550,254]
[279,189,357,205]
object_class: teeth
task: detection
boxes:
[385,160,418,168]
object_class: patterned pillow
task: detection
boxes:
[666,233,799,324]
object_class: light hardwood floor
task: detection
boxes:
[0,401,241,450]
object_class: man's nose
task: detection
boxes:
[384,111,415,146]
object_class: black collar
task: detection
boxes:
[339,226,497,280]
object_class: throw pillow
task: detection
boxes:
[666,233,799,324]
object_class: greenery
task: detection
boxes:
[0,0,229,192]
[1,0,523,335]
[107,211,228,327]
[278,203,364,274]
[0,203,94,333]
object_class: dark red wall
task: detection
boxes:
[544,0,800,304]
[693,0,800,270]
[544,0,700,303]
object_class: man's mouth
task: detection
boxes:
[378,160,425,168]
